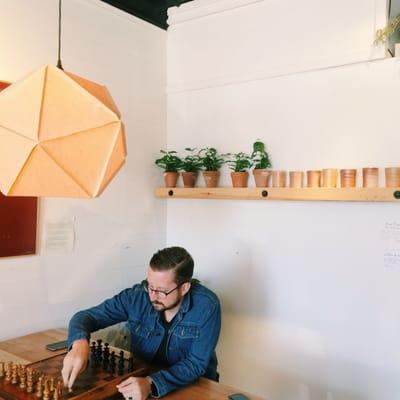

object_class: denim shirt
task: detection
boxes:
[68,282,221,397]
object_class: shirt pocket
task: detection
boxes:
[173,325,200,339]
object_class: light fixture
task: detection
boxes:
[0,0,126,198]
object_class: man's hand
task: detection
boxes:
[116,376,152,400]
[61,339,89,389]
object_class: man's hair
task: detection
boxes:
[149,246,194,285]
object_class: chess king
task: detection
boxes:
[62,247,221,399]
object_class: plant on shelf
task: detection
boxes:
[180,148,203,188]
[226,152,253,188]
[375,14,400,56]
[199,147,226,188]
[251,140,272,188]
[155,150,182,188]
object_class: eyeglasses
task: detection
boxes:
[142,280,185,299]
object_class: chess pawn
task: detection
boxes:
[11,364,18,384]
[5,362,12,382]
[26,367,34,393]
[43,379,50,400]
[118,351,125,375]
[19,372,27,391]
[53,387,60,400]
[35,376,43,398]
[0,362,4,378]
[49,377,55,392]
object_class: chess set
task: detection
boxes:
[0,339,149,400]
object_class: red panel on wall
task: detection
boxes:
[0,81,38,257]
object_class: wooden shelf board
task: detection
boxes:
[155,187,400,202]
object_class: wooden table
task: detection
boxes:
[0,329,264,400]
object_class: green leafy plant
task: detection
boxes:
[155,150,181,172]
[251,140,272,170]
[199,147,226,171]
[225,152,253,172]
[375,14,400,44]
[180,148,202,172]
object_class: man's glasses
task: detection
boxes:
[142,280,185,299]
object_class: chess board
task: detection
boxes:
[0,345,149,400]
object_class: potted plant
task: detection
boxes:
[375,14,400,56]
[251,140,272,187]
[180,148,202,188]
[226,152,252,187]
[155,150,181,188]
[199,147,226,188]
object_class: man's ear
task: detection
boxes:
[181,281,191,296]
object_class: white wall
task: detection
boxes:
[0,0,166,339]
[167,1,400,399]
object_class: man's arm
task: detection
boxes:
[62,288,133,389]
[67,288,132,347]
[149,299,221,397]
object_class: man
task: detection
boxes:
[62,246,221,399]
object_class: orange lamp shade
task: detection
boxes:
[0,65,126,197]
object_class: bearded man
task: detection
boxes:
[62,246,221,399]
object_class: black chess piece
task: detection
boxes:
[90,341,97,367]
[102,343,110,370]
[128,357,134,373]
[96,339,103,365]
[118,351,125,375]
[109,351,116,375]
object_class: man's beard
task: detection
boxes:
[152,295,182,312]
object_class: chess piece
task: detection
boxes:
[35,376,43,398]
[90,341,97,367]
[49,377,55,392]
[27,368,34,393]
[96,339,103,365]
[43,379,50,400]
[19,371,27,391]
[0,362,4,378]
[118,350,125,375]
[11,363,18,384]
[5,362,12,381]
[19,365,27,389]
[109,351,116,375]
[102,343,110,370]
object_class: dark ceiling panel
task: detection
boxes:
[100,0,193,29]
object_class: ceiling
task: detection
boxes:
[100,0,193,29]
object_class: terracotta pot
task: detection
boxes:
[203,171,220,188]
[164,172,178,188]
[322,169,338,188]
[306,170,321,188]
[340,169,357,188]
[289,171,304,188]
[385,167,400,187]
[252,169,271,188]
[362,167,379,188]
[182,172,198,188]
[230,172,249,188]
[271,170,286,187]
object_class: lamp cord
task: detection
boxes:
[57,0,64,70]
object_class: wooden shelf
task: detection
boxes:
[155,187,400,202]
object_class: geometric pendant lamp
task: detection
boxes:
[0,65,126,197]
